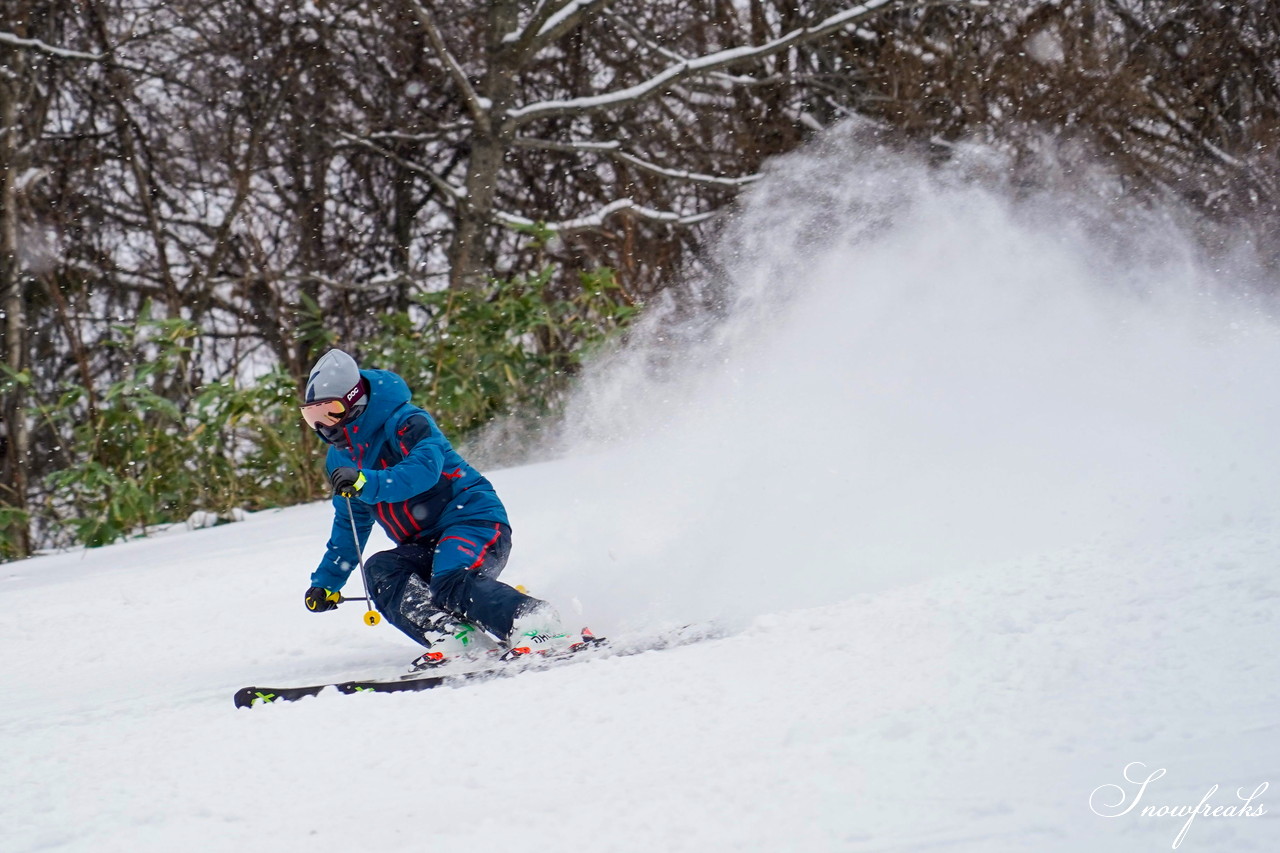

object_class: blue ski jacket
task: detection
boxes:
[310,369,509,592]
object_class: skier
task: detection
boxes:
[299,348,579,669]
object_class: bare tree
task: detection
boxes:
[6,0,1280,557]
[393,0,905,291]
[809,0,1280,264]
[0,0,108,556]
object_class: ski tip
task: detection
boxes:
[580,627,607,647]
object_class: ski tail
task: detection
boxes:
[234,685,325,708]
[234,672,454,708]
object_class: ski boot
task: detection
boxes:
[503,604,590,660]
[407,612,499,672]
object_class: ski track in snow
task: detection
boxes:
[4,131,1280,851]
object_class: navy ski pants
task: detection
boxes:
[363,522,536,645]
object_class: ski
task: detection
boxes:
[234,664,498,707]
[233,623,721,709]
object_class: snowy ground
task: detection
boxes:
[3,480,1277,852]
[4,130,1279,851]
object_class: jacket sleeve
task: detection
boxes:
[353,413,448,505]
[310,492,375,592]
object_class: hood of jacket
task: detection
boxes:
[352,368,411,432]
[318,368,411,449]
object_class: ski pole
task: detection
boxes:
[343,493,383,627]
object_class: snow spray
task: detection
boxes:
[516,121,1280,629]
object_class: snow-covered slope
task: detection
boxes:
[4,128,1278,852]
[4,482,1277,852]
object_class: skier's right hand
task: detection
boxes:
[330,466,366,498]
[304,586,341,612]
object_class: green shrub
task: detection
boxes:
[22,306,326,549]
[366,265,636,439]
[5,263,635,554]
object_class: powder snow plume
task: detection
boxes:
[503,123,1280,630]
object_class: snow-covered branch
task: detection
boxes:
[507,0,900,125]
[504,1,563,50]
[495,198,715,236]
[601,9,786,91]
[521,0,616,55]
[0,31,104,61]
[611,150,761,188]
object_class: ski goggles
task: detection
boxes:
[300,398,349,429]
[300,382,365,429]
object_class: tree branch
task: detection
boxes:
[495,198,716,236]
[507,0,901,125]
[403,0,491,130]
[521,0,617,56]
[0,31,104,61]
[513,136,761,187]
[334,130,464,205]
[502,1,567,51]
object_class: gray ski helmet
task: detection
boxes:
[302,349,367,426]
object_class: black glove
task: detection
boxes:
[304,586,341,612]
[330,466,366,498]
